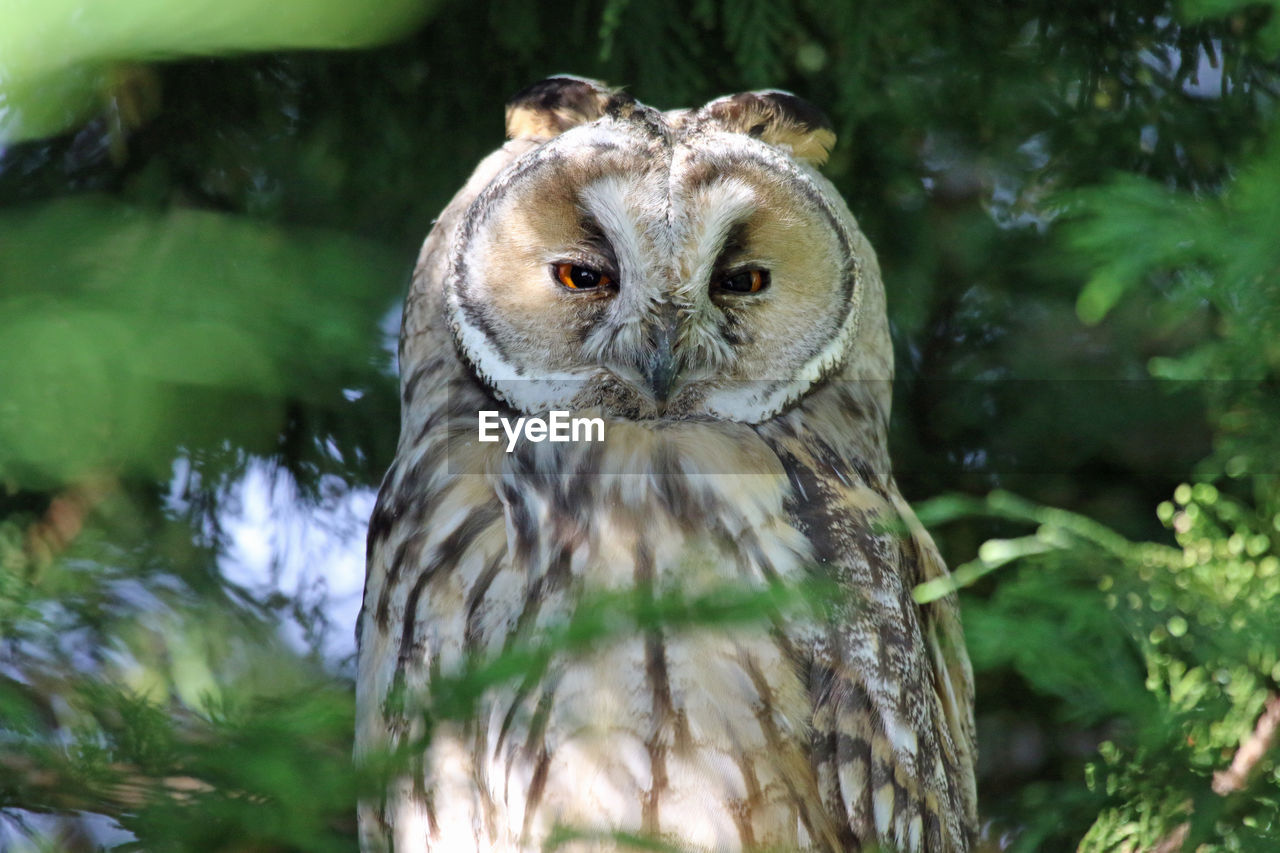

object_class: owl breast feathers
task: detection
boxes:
[357,76,977,852]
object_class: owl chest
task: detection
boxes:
[414,473,834,849]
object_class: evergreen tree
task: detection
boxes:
[2,1,1278,849]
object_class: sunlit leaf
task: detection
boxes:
[0,0,442,142]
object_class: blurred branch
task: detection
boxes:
[1147,694,1279,851]
[0,752,212,814]
[24,476,115,568]
[1212,693,1280,794]
[912,489,1176,603]
[1151,822,1190,853]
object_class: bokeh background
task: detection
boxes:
[2,0,1279,849]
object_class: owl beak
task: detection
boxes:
[642,320,680,404]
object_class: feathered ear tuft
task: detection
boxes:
[505,76,630,141]
[703,90,836,166]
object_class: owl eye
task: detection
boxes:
[715,268,770,294]
[554,262,613,290]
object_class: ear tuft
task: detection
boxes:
[505,76,629,141]
[704,90,836,166]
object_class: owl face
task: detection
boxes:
[445,78,866,423]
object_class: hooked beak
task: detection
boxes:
[641,315,680,404]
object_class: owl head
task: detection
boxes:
[439,76,890,424]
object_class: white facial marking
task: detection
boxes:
[678,177,758,305]
[579,175,659,363]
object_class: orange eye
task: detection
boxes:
[554,262,613,290]
[716,269,770,294]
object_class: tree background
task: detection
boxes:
[2,0,1279,849]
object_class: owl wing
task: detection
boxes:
[770,435,977,852]
[889,488,978,837]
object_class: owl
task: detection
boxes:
[357,76,977,852]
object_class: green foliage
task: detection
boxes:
[3,0,1280,850]
[1065,132,1280,479]
[921,483,1280,848]
[0,0,439,142]
[1183,0,1280,55]
[0,197,401,487]
[0,486,361,851]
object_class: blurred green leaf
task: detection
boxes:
[0,0,442,142]
[0,196,401,487]
[1182,0,1280,55]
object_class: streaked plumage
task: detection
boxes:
[357,76,977,852]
